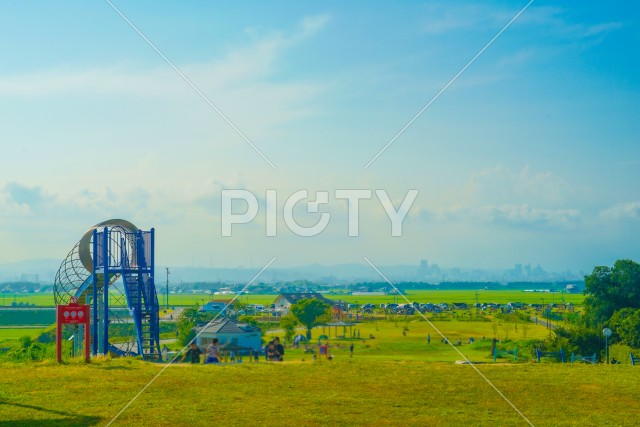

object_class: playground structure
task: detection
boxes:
[53,219,162,361]
[631,353,640,365]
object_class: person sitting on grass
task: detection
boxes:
[266,341,276,361]
[205,338,221,364]
[181,342,202,364]
[273,337,285,361]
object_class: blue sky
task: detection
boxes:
[0,1,638,274]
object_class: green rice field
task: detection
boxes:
[0,290,583,308]
[0,327,47,342]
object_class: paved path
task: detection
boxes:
[529,316,557,330]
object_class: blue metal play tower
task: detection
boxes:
[92,226,162,360]
[54,220,162,361]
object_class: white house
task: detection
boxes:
[193,318,262,355]
[272,292,334,313]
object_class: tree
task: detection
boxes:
[548,325,602,356]
[279,314,298,344]
[229,299,249,320]
[584,259,640,326]
[238,315,258,327]
[609,308,640,348]
[521,321,530,340]
[503,323,513,340]
[290,298,331,339]
[176,306,214,346]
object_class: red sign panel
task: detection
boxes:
[57,302,90,325]
[56,299,91,363]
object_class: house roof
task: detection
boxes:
[220,342,251,352]
[324,321,356,326]
[203,300,231,306]
[275,293,333,305]
[193,317,261,335]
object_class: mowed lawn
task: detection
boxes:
[1,358,639,427]
[264,318,552,363]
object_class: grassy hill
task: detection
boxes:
[1,357,639,426]
[1,303,630,427]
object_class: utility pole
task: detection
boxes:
[165,267,170,310]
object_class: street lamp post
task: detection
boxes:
[165,267,170,310]
[603,328,612,364]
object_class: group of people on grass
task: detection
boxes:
[180,337,285,364]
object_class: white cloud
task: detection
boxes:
[484,204,580,227]
[420,204,580,229]
[416,165,585,230]
[466,165,579,206]
[421,2,622,40]
[299,14,332,39]
[600,201,640,221]
[421,3,497,34]
[0,14,332,97]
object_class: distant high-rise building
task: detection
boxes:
[514,263,523,276]
[416,259,429,277]
[20,274,39,283]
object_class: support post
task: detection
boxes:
[84,321,91,363]
[103,227,109,355]
[56,306,62,363]
[92,229,98,356]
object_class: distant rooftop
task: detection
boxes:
[193,317,261,334]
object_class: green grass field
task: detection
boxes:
[172,290,585,306]
[1,357,639,426]
[1,312,637,426]
[0,327,47,342]
[1,290,585,308]
[262,317,551,363]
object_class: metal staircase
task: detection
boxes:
[120,232,162,361]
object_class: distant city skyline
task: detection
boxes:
[0,257,583,285]
[1,2,638,273]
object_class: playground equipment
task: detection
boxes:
[631,353,639,365]
[53,219,162,360]
[535,348,565,363]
